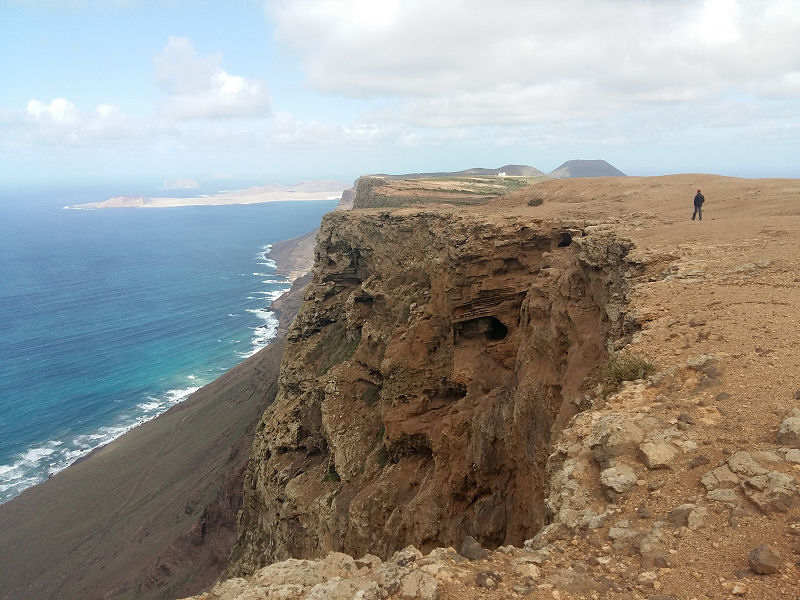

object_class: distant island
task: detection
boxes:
[65,180,349,210]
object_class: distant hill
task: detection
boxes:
[376,164,544,179]
[458,164,544,177]
[548,159,626,178]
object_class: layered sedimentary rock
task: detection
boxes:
[230,208,637,574]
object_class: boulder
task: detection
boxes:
[741,471,800,513]
[306,577,361,600]
[600,464,638,494]
[777,417,800,448]
[589,414,645,467]
[701,465,739,490]
[640,441,678,469]
[390,546,422,567]
[706,488,741,508]
[459,536,486,561]
[727,452,768,477]
[513,563,541,580]
[748,544,781,574]
[782,448,800,464]
[475,570,502,590]
[399,571,438,600]
[251,554,356,587]
[668,504,708,530]
[353,582,389,600]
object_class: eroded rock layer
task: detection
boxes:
[230,209,636,574]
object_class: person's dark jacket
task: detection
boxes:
[694,193,705,207]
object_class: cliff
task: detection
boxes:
[351,174,541,209]
[200,174,800,600]
[229,208,637,573]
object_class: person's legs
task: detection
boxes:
[698,207,702,220]
[692,207,698,220]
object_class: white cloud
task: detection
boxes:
[18,97,138,146]
[26,98,80,124]
[154,36,271,120]
[266,0,800,127]
[269,111,397,148]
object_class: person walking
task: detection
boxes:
[692,189,705,220]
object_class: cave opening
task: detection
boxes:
[558,232,573,247]
[455,316,510,343]
[486,317,508,341]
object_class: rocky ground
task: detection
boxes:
[351,174,542,208]
[182,174,800,600]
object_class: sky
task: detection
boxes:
[1,0,799,189]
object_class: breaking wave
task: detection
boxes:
[0,383,200,503]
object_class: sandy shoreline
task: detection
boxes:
[66,182,348,210]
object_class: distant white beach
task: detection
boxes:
[65,181,348,210]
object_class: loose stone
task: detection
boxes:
[640,441,678,469]
[748,544,781,574]
[459,536,486,560]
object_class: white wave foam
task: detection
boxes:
[255,245,277,268]
[19,446,56,462]
[137,400,162,412]
[0,385,201,505]
[266,288,290,300]
[246,307,275,320]
[238,308,279,357]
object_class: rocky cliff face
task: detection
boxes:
[230,208,637,574]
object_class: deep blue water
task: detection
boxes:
[0,187,336,504]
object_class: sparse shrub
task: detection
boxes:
[373,426,389,468]
[307,321,361,375]
[527,197,544,206]
[376,446,389,468]
[387,433,432,463]
[605,353,655,391]
[400,303,411,322]
[361,383,381,407]
[323,464,341,483]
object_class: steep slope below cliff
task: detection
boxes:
[230,208,638,574]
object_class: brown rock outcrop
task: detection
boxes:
[230,208,636,574]
[189,174,800,600]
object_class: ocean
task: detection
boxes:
[0,186,337,504]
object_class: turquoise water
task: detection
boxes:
[0,187,336,504]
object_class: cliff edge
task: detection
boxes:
[196,174,800,600]
[230,209,635,572]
